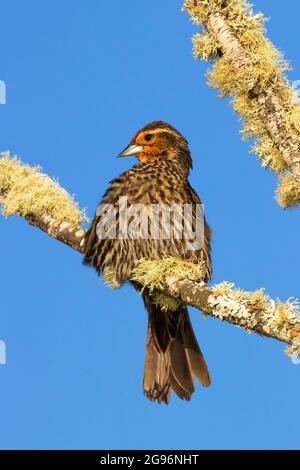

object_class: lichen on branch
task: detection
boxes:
[0,151,88,250]
[130,257,208,291]
[183,0,300,208]
[0,151,87,225]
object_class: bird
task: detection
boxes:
[84,121,212,404]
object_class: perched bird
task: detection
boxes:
[84,121,212,404]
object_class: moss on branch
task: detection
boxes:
[183,0,300,208]
[0,151,88,227]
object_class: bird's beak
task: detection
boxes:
[119,144,144,157]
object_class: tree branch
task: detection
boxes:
[183,0,300,208]
[27,214,86,253]
[1,152,299,359]
[207,13,300,175]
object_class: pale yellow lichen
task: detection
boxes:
[208,56,243,98]
[240,32,290,86]
[130,257,207,292]
[212,281,236,297]
[276,174,300,208]
[290,106,300,133]
[193,32,220,61]
[252,139,287,173]
[210,283,269,324]
[210,282,300,343]
[0,152,88,225]
[102,269,121,289]
[285,338,300,362]
[269,299,300,336]
[212,282,268,308]
[152,292,181,312]
[183,0,300,202]
[183,0,260,26]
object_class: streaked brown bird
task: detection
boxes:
[84,121,212,404]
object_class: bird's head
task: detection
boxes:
[119,121,192,171]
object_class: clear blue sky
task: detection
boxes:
[1,0,300,450]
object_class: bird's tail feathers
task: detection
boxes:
[143,293,210,404]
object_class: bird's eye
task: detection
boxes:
[145,134,152,141]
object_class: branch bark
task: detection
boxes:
[207,13,300,175]
[27,214,86,253]
[183,1,300,208]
